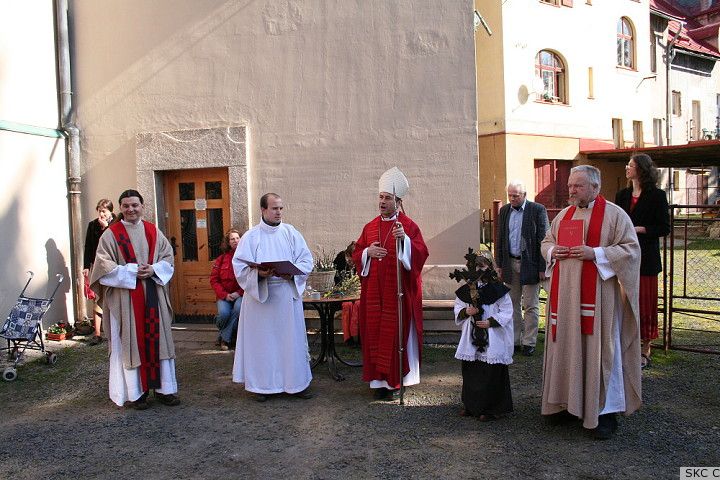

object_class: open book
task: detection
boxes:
[236,258,305,276]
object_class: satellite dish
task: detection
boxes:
[518,85,529,105]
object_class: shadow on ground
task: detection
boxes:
[0,336,718,479]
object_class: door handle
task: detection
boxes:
[170,236,178,256]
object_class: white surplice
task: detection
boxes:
[231,220,314,394]
[99,220,177,406]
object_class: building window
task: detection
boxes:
[535,50,567,104]
[617,18,635,69]
[653,118,664,146]
[633,121,644,147]
[540,0,560,5]
[588,67,594,99]
[612,118,624,148]
[672,90,682,116]
[650,32,657,73]
[691,100,701,141]
[672,170,680,192]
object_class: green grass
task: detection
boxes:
[0,343,107,406]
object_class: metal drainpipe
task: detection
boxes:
[55,0,86,326]
[665,21,684,205]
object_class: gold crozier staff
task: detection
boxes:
[393,185,406,405]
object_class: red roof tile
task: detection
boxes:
[650,0,688,21]
[652,0,720,57]
[669,20,720,57]
[688,22,720,41]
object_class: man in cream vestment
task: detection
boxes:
[90,190,179,409]
[541,166,641,440]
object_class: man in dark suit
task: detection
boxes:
[494,180,549,356]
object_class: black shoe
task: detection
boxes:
[293,388,314,400]
[545,410,577,426]
[373,388,397,401]
[155,392,181,406]
[129,392,149,410]
[522,345,535,356]
[591,414,618,440]
[514,345,522,352]
[254,394,269,403]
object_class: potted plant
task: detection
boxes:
[323,273,360,298]
[46,322,68,341]
[307,249,336,293]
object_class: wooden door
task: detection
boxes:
[164,168,230,316]
[534,159,571,221]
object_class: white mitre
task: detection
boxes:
[378,167,409,198]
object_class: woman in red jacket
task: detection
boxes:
[210,229,244,350]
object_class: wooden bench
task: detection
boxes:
[422,299,459,331]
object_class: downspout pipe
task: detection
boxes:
[55,0,85,326]
[665,20,684,205]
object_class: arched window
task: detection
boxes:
[535,50,567,104]
[617,18,634,69]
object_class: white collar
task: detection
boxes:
[259,219,281,233]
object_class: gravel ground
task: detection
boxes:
[0,335,718,480]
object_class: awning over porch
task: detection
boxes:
[580,140,720,168]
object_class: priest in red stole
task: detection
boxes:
[353,167,429,401]
[90,190,179,410]
[541,166,641,440]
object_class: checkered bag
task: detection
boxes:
[0,297,50,340]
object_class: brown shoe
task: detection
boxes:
[155,392,181,406]
[293,388,314,400]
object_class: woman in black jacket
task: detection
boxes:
[615,154,670,369]
[82,198,117,345]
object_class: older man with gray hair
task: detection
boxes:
[541,165,641,440]
[494,179,549,356]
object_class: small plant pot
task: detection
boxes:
[46,333,66,341]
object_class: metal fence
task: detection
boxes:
[661,205,720,354]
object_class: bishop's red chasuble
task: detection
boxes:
[353,212,428,388]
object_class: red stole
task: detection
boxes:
[109,221,161,391]
[549,195,606,341]
[365,217,402,379]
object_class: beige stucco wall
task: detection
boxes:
[0,2,73,325]
[474,0,505,136]
[72,0,480,299]
[478,133,507,210]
